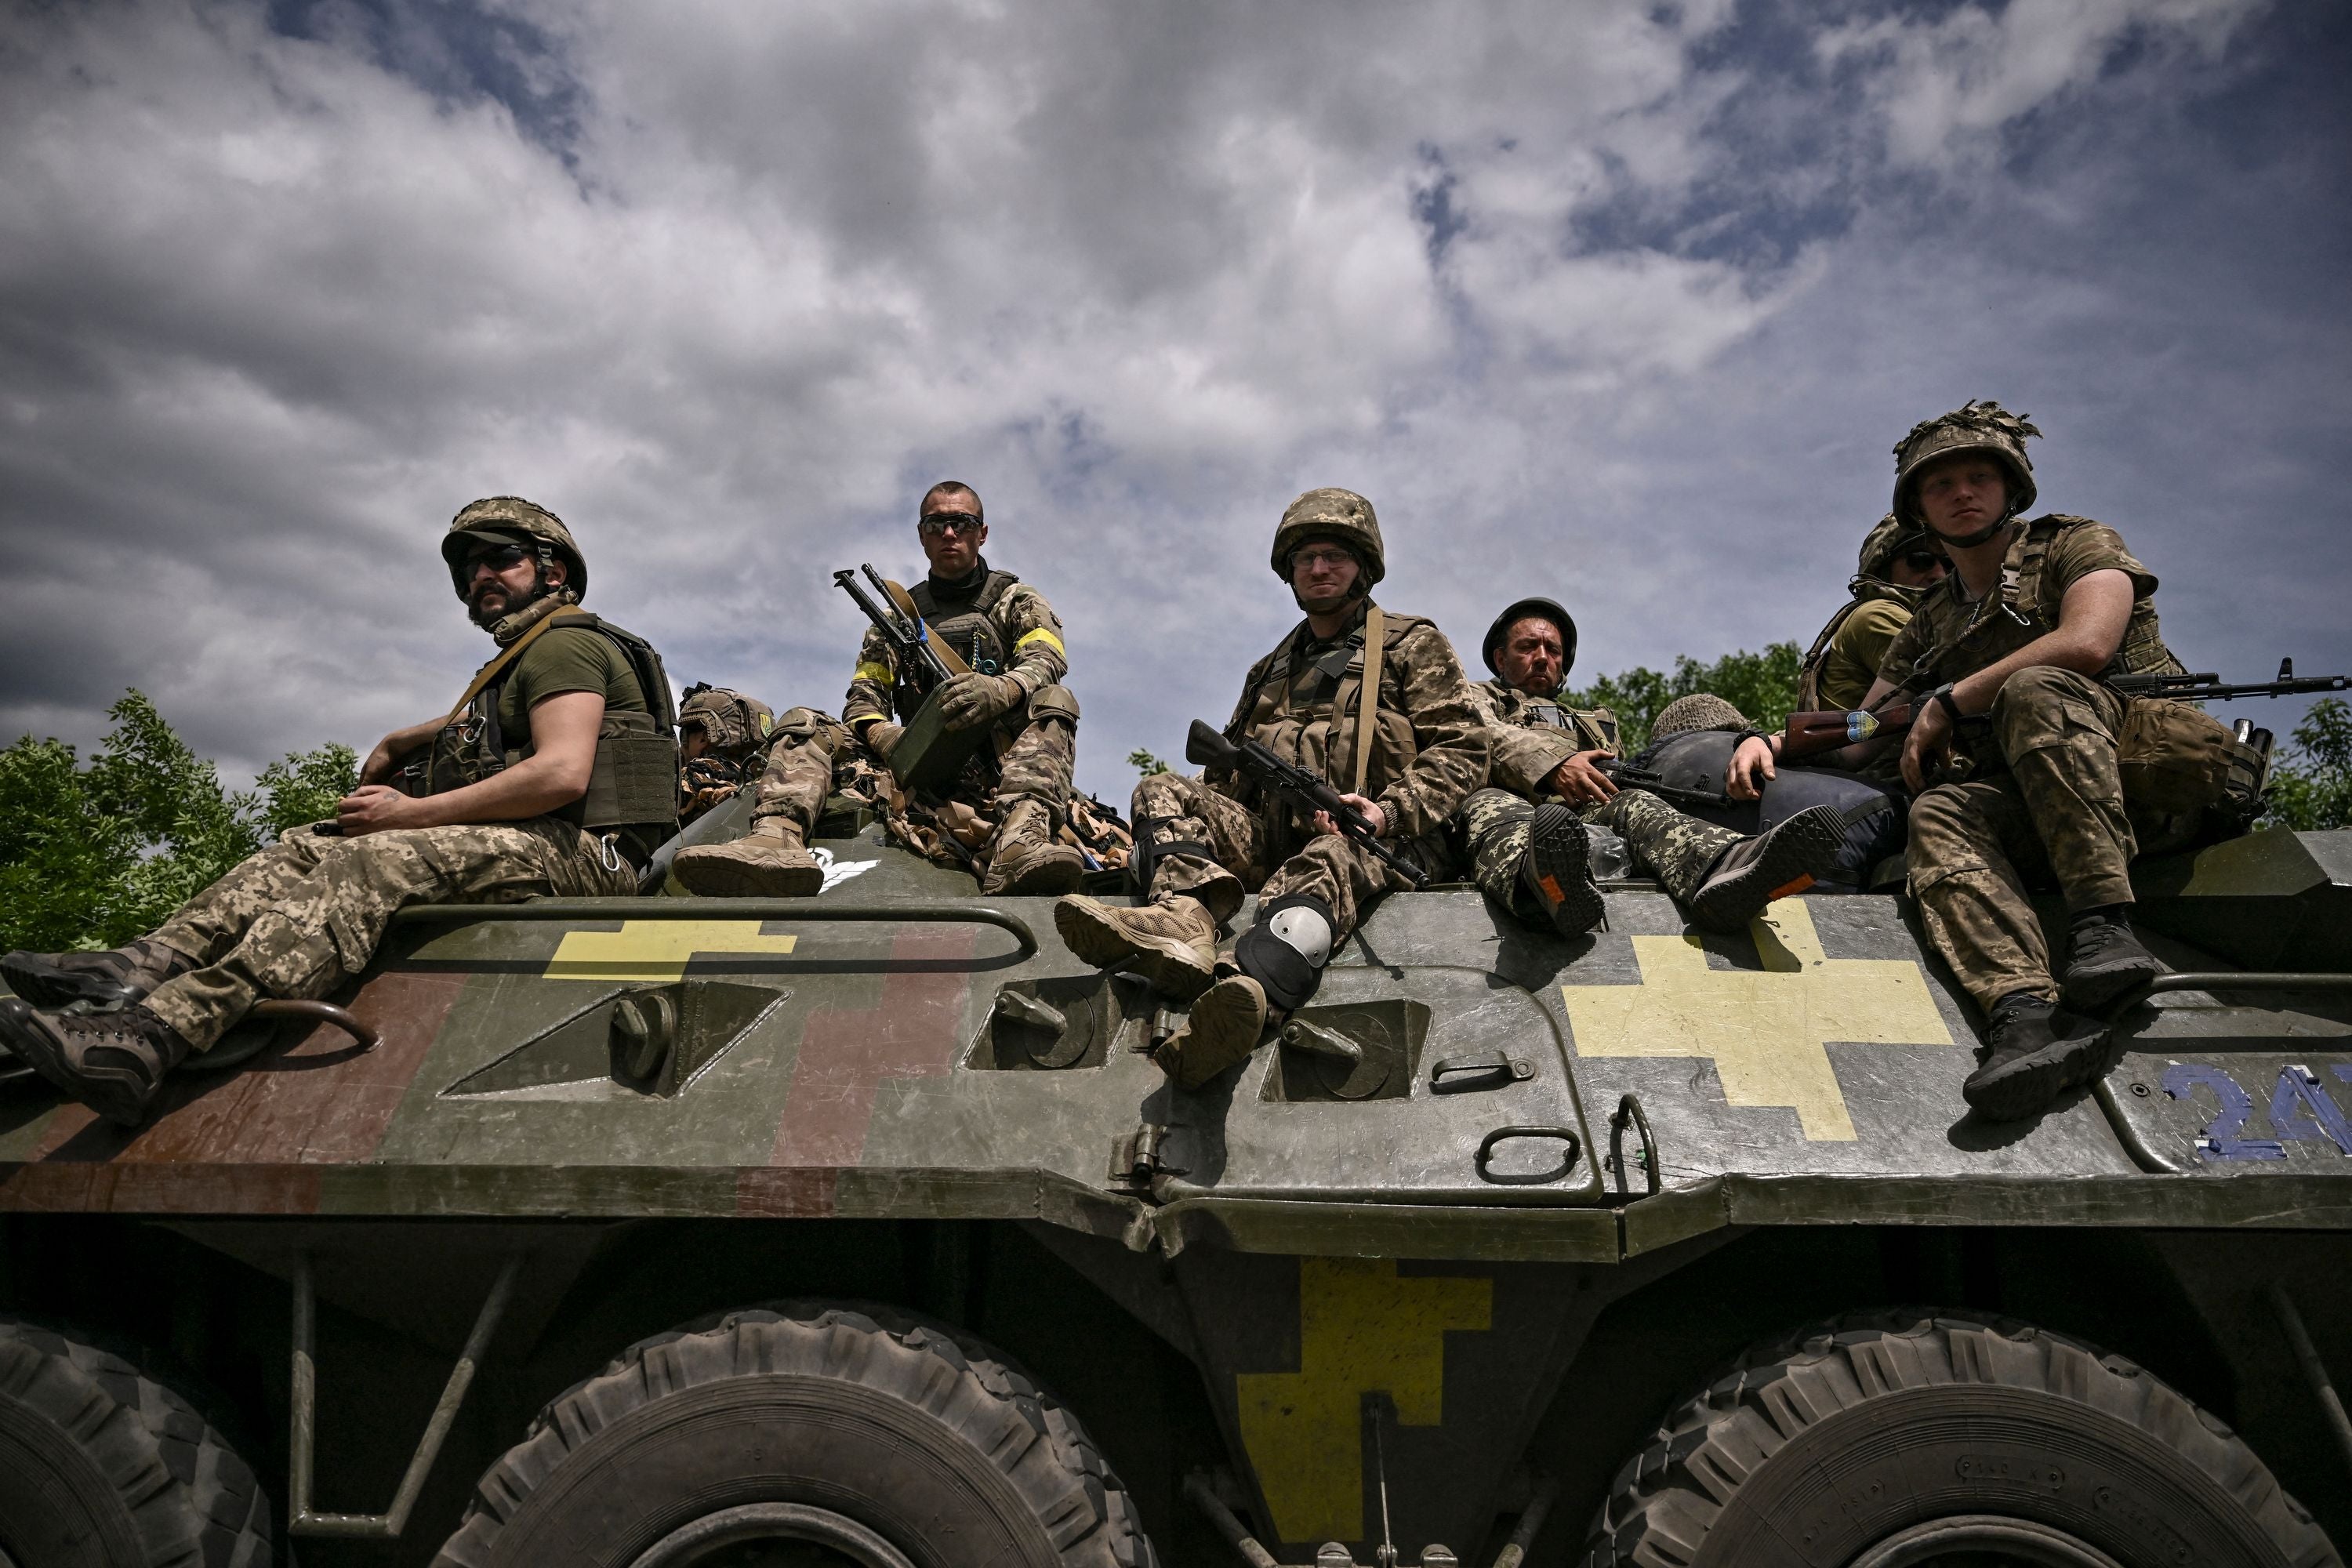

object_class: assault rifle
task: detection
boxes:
[1596,758,1735,812]
[1184,720,1428,887]
[830,564,988,794]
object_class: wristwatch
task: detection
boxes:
[1931,684,1965,724]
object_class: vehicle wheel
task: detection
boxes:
[1581,1307,2336,1568]
[434,1301,1156,1568]
[0,1315,274,1568]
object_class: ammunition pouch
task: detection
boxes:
[2116,698,2239,815]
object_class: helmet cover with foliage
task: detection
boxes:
[441,496,589,601]
[1891,400,2040,532]
[1651,692,1749,740]
[678,686,775,756]
[1481,596,1578,680]
[1270,488,1385,588]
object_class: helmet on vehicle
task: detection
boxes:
[678,687,775,754]
[1651,692,1749,740]
[1853,513,1931,590]
[442,496,588,601]
[1481,597,1577,681]
[1271,488,1385,589]
[1891,401,2040,539]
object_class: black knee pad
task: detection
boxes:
[1234,892,1335,1011]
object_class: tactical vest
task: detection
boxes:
[420,611,681,858]
[1796,579,1920,711]
[1511,695,1618,753]
[909,568,1018,676]
[1227,607,1430,815]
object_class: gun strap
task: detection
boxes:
[882,577,975,678]
[439,607,591,729]
[1352,604,1385,798]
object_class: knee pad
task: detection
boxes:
[1234,892,1334,1011]
[1026,683,1080,727]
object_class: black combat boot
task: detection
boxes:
[2060,906,2165,1013]
[2,938,193,1011]
[1961,992,2109,1122]
[1519,804,1604,938]
[1686,804,1846,933]
[0,1000,194,1127]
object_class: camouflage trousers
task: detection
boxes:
[1908,666,2200,1009]
[143,818,635,1052]
[750,706,1075,833]
[1131,771,1452,941]
[1457,786,1740,921]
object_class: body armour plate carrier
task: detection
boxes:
[898,569,1020,719]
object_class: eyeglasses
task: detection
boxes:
[1292,546,1356,569]
[1900,550,1944,572]
[917,511,982,538]
[463,542,532,574]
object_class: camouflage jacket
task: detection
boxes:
[844,557,1069,727]
[1467,678,1619,798]
[1212,599,1488,841]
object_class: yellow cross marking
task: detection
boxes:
[1236,1258,1491,1545]
[1561,902,1953,1142]
[543,921,799,982]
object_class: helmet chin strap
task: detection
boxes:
[1930,513,2015,552]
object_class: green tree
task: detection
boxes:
[1563,642,1804,755]
[2261,698,2352,831]
[0,691,356,953]
[1128,747,1171,777]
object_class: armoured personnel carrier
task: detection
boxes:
[2,791,2349,1567]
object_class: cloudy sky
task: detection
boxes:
[2,0,2346,804]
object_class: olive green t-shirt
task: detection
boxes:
[1818,597,1913,713]
[490,624,648,754]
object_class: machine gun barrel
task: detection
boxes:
[1184,720,1428,887]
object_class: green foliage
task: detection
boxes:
[2260,699,2352,831]
[1564,642,1804,755]
[1128,747,1171,777]
[0,691,357,954]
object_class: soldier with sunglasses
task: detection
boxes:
[1797,514,1950,715]
[675,480,1087,897]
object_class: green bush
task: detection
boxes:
[1564,642,1803,756]
[2261,698,2352,831]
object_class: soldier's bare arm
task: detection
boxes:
[1548,750,1619,804]
[359,717,445,786]
[339,691,608,835]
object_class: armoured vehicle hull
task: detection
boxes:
[3,807,2349,1566]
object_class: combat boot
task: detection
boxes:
[1686,804,1846,933]
[1518,804,1604,938]
[2,938,193,1011]
[1153,971,1269,1090]
[672,819,822,898]
[1054,894,1219,1000]
[1961,993,2110,1122]
[0,1000,192,1127]
[981,800,1086,896]
[2060,906,2164,1013]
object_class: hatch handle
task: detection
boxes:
[1609,1092,1660,1199]
[1475,1126,1581,1185]
[1429,1050,1534,1094]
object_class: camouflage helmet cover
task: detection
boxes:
[1892,400,2040,527]
[1481,596,1578,680]
[1650,692,1750,740]
[678,687,775,754]
[442,496,588,601]
[1853,513,1930,588]
[1271,488,1385,587]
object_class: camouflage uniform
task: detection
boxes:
[1885,515,2196,1008]
[1798,515,1933,716]
[1455,680,1616,922]
[677,686,775,826]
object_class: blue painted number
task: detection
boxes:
[2161,1064,2284,1161]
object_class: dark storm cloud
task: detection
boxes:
[0,0,2340,801]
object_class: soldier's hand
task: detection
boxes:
[336,785,424,837]
[1726,735,1778,801]
[1312,793,1388,840]
[1549,750,1618,804]
[1900,702,1953,793]
[937,672,1023,733]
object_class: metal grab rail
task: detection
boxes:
[2138,972,2352,998]
[388,898,1039,961]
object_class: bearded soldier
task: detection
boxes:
[0,499,677,1126]
[673,481,1085,897]
[676,685,776,827]
[1458,600,1848,937]
[1798,515,1950,713]
[1055,488,1486,1088]
[1730,401,2219,1120]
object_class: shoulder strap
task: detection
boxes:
[973,568,1019,615]
[568,613,680,739]
[1352,604,1385,797]
[2011,514,2092,625]
[885,578,975,678]
[440,606,590,728]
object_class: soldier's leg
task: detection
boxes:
[1989,667,2162,1010]
[672,706,844,898]
[982,687,1084,895]
[1907,777,2107,1120]
[1586,789,1845,934]
[1054,771,1264,1001]
[1460,789,1601,937]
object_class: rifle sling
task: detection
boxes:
[881,578,975,680]
[1352,604,1385,799]
[439,607,591,730]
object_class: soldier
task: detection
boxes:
[676,684,775,827]
[1730,401,2197,1120]
[1459,601,1849,937]
[1797,515,1949,713]
[0,498,676,1126]
[673,481,1085,897]
[1055,489,1486,1088]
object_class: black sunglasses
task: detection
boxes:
[1900,550,1944,572]
[917,511,982,538]
[463,542,532,573]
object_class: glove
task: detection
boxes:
[936,672,1024,733]
[862,722,906,759]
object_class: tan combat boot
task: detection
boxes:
[672,819,823,898]
[1054,893,1219,1000]
[1152,972,1269,1089]
[981,800,1086,896]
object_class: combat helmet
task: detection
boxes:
[1272,488,1384,589]
[679,686,775,755]
[1481,597,1578,680]
[1651,692,1748,739]
[1853,514,1931,591]
[1892,401,2040,543]
[442,496,588,601]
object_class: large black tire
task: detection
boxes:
[1583,1308,2337,1568]
[0,1316,273,1568]
[434,1301,1156,1568]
